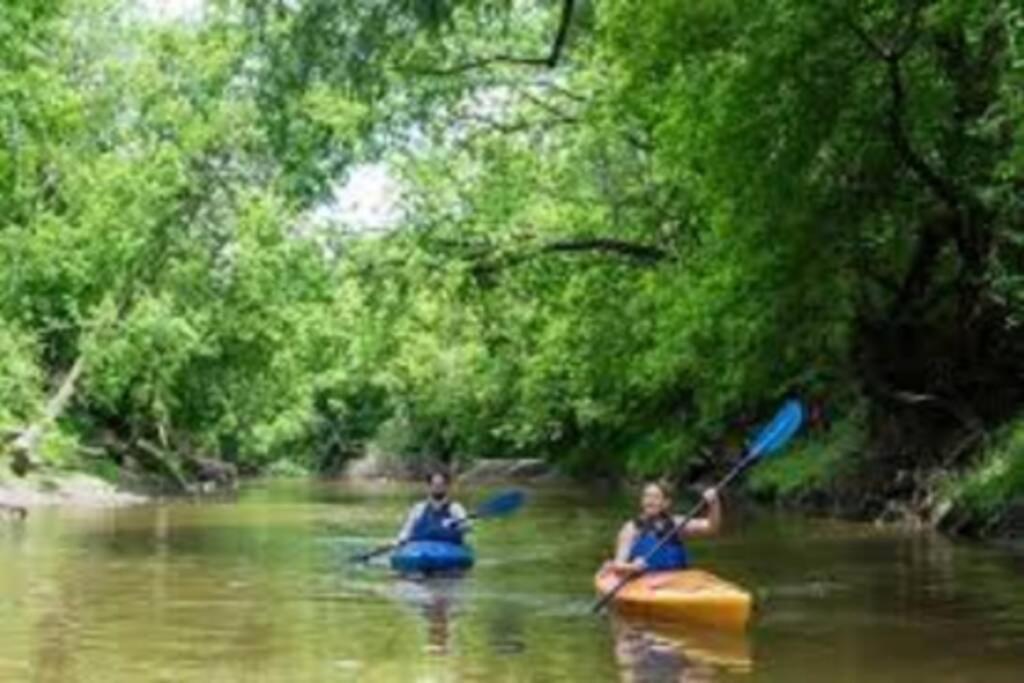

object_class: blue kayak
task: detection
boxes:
[390,541,475,574]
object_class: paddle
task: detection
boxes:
[592,399,805,613]
[350,489,527,563]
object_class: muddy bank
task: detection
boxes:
[457,458,566,484]
[0,471,146,511]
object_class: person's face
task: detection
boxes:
[641,484,669,518]
[428,474,449,500]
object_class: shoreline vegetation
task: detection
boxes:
[4,445,1017,545]
[1,2,1021,536]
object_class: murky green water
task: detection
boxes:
[0,480,1022,682]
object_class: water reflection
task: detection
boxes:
[0,482,1021,682]
[390,575,464,655]
[611,615,751,683]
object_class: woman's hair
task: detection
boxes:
[643,479,674,500]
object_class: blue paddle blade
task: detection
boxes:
[749,399,805,459]
[474,490,526,518]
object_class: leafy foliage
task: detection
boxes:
[0,0,1022,521]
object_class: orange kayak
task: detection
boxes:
[595,566,753,631]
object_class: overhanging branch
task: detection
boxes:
[407,0,576,76]
[470,236,670,277]
[540,238,668,262]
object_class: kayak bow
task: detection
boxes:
[595,566,752,631]
[391,540,475,574]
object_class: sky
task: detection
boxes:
[313,164,404,234]
[137,0,204,22]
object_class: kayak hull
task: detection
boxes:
[391,541,475,574]
[595,567,752,631]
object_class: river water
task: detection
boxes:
[0,479,1022,682]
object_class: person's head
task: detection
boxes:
[426,470,451,502]
[639,481,672,519]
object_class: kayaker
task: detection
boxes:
[609,482,720,574]
[395,471,469,546]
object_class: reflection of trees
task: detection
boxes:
[32,598,80,683]
[485,604,527,656]
[8,505,333,682]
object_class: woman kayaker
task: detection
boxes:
[395,471,470,546]
[610,482,721,574]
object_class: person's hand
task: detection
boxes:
[702,487,719,505]
[611,560,645,575]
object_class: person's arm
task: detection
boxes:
[446,502,471,532]
[395,502,424,544]
[610,522,643,573]
[681,488,721,538]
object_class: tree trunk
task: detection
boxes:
[8,356,85,476]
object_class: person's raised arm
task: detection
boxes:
[681,488,721,538]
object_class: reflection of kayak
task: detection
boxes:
[595,567,752,630]
[613,613,752,672]
[391,541,475,574]
[389,575,466,656]
[611,613,752,680]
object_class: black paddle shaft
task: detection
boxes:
[592,453,757,613]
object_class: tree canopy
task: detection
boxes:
[1,0,1022,517]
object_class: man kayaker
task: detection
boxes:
[395,471,469,546]
[609,481,720,574]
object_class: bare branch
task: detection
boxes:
[519,89,581,124]
[546,0,576,67]
[410,54,550,76]
[471,237,670,278]
[536,80,589,103]
[405,0,576,76]
[540,238,668,262]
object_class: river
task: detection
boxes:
[0,479,1021,682]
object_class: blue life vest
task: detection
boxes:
[410,501,465,545]
[629,514,689,571]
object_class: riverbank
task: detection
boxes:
[744,409,1024,539]
[341,449,568,485]
[336,436,1024,540]
[3,422,1019,542]
[0,470,146,510]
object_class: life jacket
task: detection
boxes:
[410,500,464,545]
[628,513,689,571]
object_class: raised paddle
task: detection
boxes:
[592,399,806,613]
[350,489,527,563]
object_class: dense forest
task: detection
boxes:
[0,0,1021,534]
